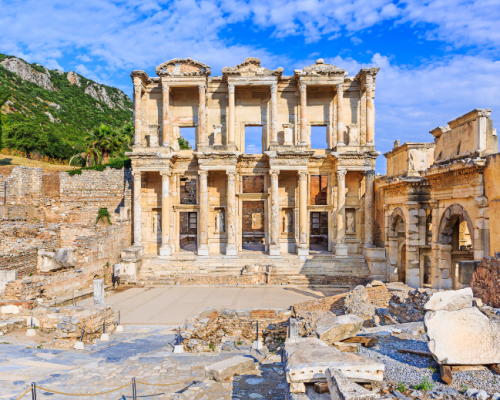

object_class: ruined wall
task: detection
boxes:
[484,153,500,255]
[0,166,43,205]
[60,168,132,226]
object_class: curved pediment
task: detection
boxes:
[295,59,345,77]
[155,58,211,77]
[222,57,283,79]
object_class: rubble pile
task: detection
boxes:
[181,308,289,352]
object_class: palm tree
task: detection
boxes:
[90,124,129,164]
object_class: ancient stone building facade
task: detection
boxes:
[127,57,382,281]
[375,109,500,289]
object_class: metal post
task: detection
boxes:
[30,311,33,329]
[54,296,57,307]
[256,322,259,342]
[31,382,37,400]
[118,310,121,325]
[178,327,181,345]
[132,377,137,400]
[80,324,86,342]
[103,318,106,334]
[73,291,75,306]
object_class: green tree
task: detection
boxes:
[0,93,9,149]
[178,137,191,150]
[4,120,50,158]
[87,124,129,163]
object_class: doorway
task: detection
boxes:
[310,211,328,252]
[180,212,197,252]
[242,201,265,252]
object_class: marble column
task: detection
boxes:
[197,170,209,256]
[133,170,142,246]
[198,84,207,146]
[226,170,238,256]
[364,170,375,248]
[160,171,172,256]
[336,169,348,256]
[366,83,375,145]
[270,169,281,256]
[162,82,170,147]
[133,85,142,146]
[270,83,278,146]
[228,84,235,145]
[299,83,308,146]
[297,171,309,256]
[336,84,345,146]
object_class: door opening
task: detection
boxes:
[180,212,197,252]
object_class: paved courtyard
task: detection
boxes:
[79,286,344,325]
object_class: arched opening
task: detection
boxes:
[389,208,407,283]
[438,204,474,289]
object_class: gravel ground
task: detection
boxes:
[358,326,500,399]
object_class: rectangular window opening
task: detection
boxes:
[179,127,196,149]
[245,126,263,154]
[310,126,328,149]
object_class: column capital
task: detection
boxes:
[363,82,373,91]
[270,169,280,179]
[336,83,344,92]
[365,170,376,180]
[429,200,439,208]
[228,84,235,94]
[132,170,142,179]
[198,170,208,177]
[299,83,307,92]
[198,84,206,92]
[226,170,236,177]
[270,82,278,92]
[133,84,142,94]
[160,170,172,178]
[336,169,347,180]
[298,171,308,181]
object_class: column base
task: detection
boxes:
[297,246,309,256]
[269,245,281,257]
[226,244,238,256]
[336,142,346,147]
[159,244,172,256]
[197,245,209,256]
[335,244,348,257]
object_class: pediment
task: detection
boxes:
[155,58,211,77]
[295,59,345,77]
[222,57,283,78]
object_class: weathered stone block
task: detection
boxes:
[326,368,380,400]
[205,355,255,381]
[0,270,17,295]
[424,288,473,311]
[316,314,363,343]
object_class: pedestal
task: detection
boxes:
[335,244,348,257]
[197,245,209,256]
[74,341,84,350]
[26,329,36,337]
[226,244,238,256]
[159,245,172,256]
[252,340,264,350]
[100,333,110,342]
[269,245,282,257]
[174,345,184,353]
[116,325,124,332]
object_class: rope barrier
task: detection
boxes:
[15,344,284,398]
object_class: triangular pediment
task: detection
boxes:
[155,58,211,77]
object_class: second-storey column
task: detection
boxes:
[197,170,209,256]
[298,171,309,256]
[133,85,142,146]
[364,170,375,248]
[299,83,308,146]
[160,171,172,256]
[226,170,238,256]
[336,84,345,146]
[133,170,142,246]
[270,169,281,256]
[366,83,375,145]
[270,83,278,146]
[336,169,348,256]
[198,84,207,147]
[228,84,235,145]
[162,82,170,147]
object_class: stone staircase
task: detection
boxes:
[136,252,370,287]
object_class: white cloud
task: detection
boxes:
[350,36,362,45]
[44,58,63,70]
[77,54,92,62]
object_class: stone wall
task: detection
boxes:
[484,153,500,256]
[0,166,43,205]
[471,256,500,308]
[181,308,290,352]
[60,168,132,226]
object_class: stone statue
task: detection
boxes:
[153,213,161,235]
[346,211,355,234]
[283,213,293,233]
[216,209,225,233]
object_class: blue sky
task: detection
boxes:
[1,0,499,172]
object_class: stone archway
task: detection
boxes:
[438,203,474,289]
[388,207,407,283]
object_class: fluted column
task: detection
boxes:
[198,84,207,146]
[364,170,375,248]
[133,85,142,146]
[365,83,375,145]
[270,170,281,256]
[297,171,309,256]
[197,170,209,256]
[226,170,238,256]
[160,171,172,256]
[336,84,345,146]
[228,84,235,145]
[162,82,170,147]
[336,169,348,256]
[299,83,308,146]
[133,170,142,246]
[270,83,278,146]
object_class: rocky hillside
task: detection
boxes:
[0,53,132,154]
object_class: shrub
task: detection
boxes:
[96,208,112,225]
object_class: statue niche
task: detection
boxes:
[215,209,225,233]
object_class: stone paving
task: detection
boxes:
[1,325,286,400]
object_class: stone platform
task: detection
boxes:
[133,253,370,287]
